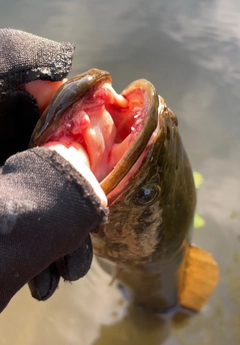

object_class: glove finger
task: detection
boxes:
[0,28,75,89]
[0,28,75,163]
[56,234,93,281]
[28,263,60,301]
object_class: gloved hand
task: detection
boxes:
[0,28,74,164]
[0,28,108,312]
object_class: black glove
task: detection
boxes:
[0,28,74,164]
[0,29,108,312]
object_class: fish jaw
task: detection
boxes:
[29,69,159,198]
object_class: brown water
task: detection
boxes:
[0,0,240,344]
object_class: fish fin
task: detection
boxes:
[109,265,122,286]
[178,245,219,311]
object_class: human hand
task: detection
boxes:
[0,28,106,207]
[0,28,74,164]
[0,28,107,311]
[44,142,107,206]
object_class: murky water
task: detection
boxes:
[0,0,240,344]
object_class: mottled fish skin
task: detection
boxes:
[30,70,196,312]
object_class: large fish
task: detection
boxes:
[30,69,219,312]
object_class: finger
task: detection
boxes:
[56,235,93,281]
[45,142,108,207]
[25,79,67,114]
[0,28,74,88]
[28,263,60,301]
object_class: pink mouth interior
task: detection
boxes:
[46,82,149,184]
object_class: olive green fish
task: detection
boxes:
[30,69,218,313]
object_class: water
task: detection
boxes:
[0,0,240,344]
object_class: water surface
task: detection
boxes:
[0,1,239,344]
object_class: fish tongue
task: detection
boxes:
[79,107,117,182]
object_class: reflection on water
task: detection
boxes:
[1,257,240,345]
[0,258,128,345]
[0,0,240,344]
[94,305,172,345]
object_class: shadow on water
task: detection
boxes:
[94,304,195,345]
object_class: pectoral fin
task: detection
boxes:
[178,245,219,311]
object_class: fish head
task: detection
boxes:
[29,69,196,266]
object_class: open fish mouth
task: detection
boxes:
[29,69,159,198]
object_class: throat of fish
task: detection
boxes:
[34,72,158,199]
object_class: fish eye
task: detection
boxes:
[132,183,160,206]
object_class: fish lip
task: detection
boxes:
[100,78,159,195]
[29,69,159,196]
[29,69,111,148]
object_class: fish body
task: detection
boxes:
[30,69,218,313]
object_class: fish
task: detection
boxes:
[29,69,219,313]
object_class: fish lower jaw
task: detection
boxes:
[45,84,151,187]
